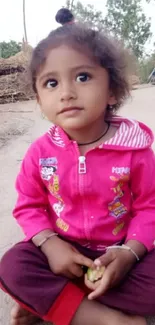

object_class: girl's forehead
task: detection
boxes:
[40,45,98,73]
[48,45,94,60]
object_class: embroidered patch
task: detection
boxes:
[112,222,125,235]
[41,166,57,181]
[53,201,69,232]
[49,174,60,195]
[39,157,58,166]
[39,155,68,231]
[56,218,69,232]
[112,167,130,175]
[108,197,127,218]
[39,157,58,181]
[53,201,65,217]
[108,173,129,219]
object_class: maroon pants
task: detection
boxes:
[0,241,155,325]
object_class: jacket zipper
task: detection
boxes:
[73,142,90,240]
[78,156,86,174]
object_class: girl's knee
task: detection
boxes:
[0,242,34,290]
[0,245,22,285]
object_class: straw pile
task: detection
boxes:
[0,45,34,104]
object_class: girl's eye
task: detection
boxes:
[45,79,58,88]
[76,73,91,83]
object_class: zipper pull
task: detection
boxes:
[78,156,86,174]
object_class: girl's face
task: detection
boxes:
[36,45,116,131]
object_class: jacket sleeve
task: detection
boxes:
[13,143,53,241]
[126,147,155,251]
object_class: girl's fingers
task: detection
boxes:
[70,263,83,278]
[63,269,76,279]
[74,253,94,269]
[88,270,111,300]
[88,261,117,300]
[84,274,101,290]
[94,251,114,267]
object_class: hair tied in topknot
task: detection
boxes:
[55,8,74,26]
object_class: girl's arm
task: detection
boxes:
[13,142,53,241]
[126,147,155,252]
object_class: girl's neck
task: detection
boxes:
[64,118,108,146]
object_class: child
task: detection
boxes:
[1,7,155,325]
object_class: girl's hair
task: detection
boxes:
[30,8,130,114]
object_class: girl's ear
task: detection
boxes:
[108,94,117,106]
[36,96,45,119]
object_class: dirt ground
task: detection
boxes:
[0,85,155,325]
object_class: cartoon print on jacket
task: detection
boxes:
[41,166,57,181]
[108,174,129,219]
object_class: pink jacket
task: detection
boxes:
[13,117,155,251]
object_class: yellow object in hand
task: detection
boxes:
[87,266,105,282]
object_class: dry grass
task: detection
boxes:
[0,46,34,104]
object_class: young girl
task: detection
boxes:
[1,7,155,325]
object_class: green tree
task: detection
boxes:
[66,0,105,30]
[0,40,22,58]
[66,0,75,10]
[105,0,152,58]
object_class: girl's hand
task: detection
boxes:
[41,236,94,279]
[85,246,137,300]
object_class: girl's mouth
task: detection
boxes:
[59,107,83,114]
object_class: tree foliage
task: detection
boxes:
[66,0,105,30]
[105,0,152,58]
[66,0,152,59]
[0,40,22,59]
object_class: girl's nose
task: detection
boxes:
[60,83,77,101]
